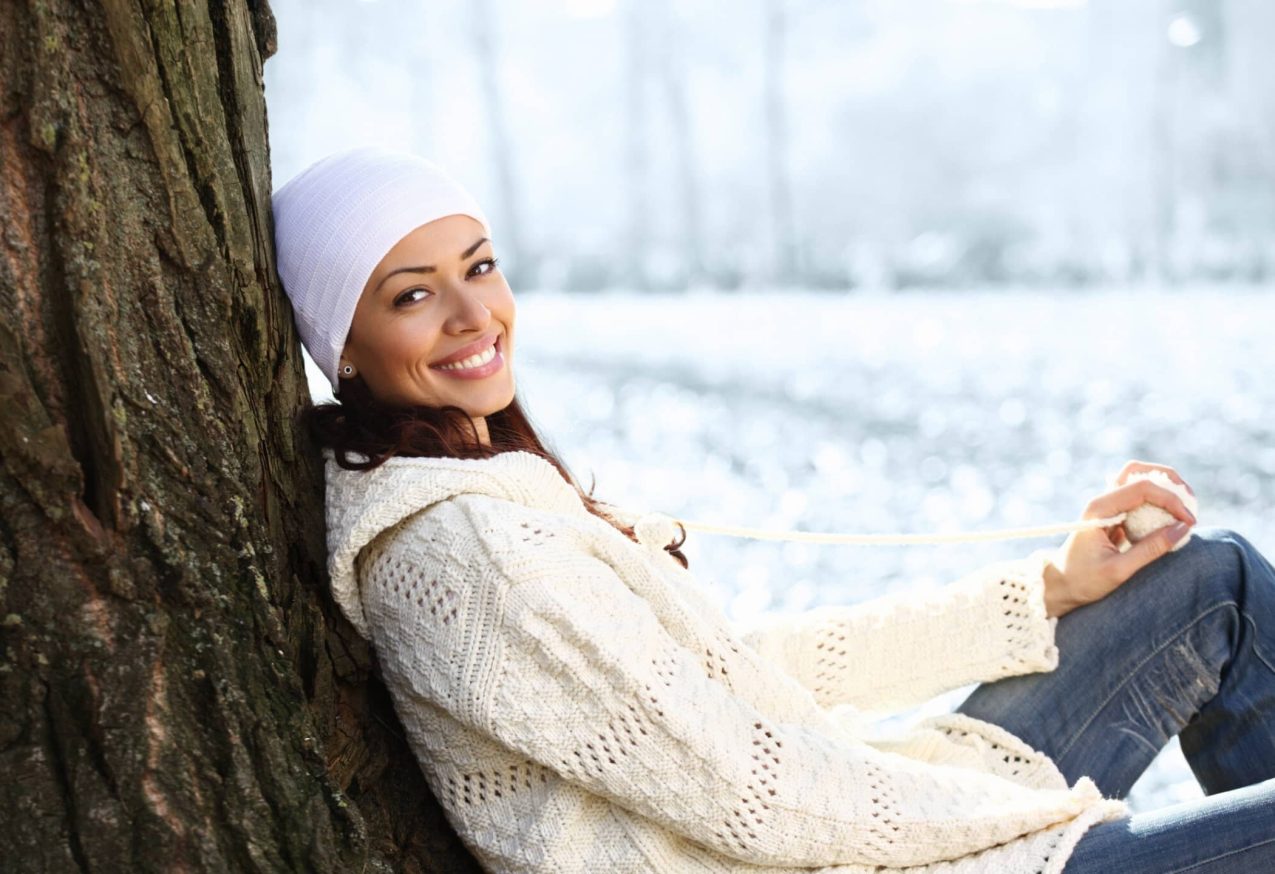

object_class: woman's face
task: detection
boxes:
[339,214,516,434]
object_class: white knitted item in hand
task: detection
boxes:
[1120,469,1199,553]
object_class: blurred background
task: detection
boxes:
[265,0,1275,814]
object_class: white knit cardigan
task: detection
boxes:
[324,448,1130,873]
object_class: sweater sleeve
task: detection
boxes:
[736,549,1060,714]
[471,538,1107,870]
[605,502,1060,714]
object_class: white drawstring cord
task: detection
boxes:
[669,512,1129,545]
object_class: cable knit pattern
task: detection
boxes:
[325,448,1129,873]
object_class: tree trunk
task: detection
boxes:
[622,0,652,292]
[470,0,530,291]
[0,1,480,871]
[653,0,705,288]
[762,0,797,286]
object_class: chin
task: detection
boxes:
[489,384,518,415]
[467,382,517,418]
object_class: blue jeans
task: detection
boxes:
[955,525,1275,872]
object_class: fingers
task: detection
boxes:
[1106,523,1129,549]
[1109,519,1191,582]
[1084,478,1197,524]
[1110,459,1195,497]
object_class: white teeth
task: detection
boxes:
[437,341,497,371]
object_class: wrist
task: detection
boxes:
[1041,560,1075,618]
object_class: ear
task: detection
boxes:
[338,349,357,379]
[338,335,358,378]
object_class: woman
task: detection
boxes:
[271,146,1275,873]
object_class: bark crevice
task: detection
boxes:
[42,680,92,874]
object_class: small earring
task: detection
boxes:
[341,364,354,376]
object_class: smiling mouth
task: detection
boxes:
[433,338,497,371]
[430,334,505,377]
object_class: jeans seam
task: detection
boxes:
[1055,601,1238,762]
[1243,612,1275,676]
[1161,835,1275,873]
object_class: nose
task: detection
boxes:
[441,283,492,334]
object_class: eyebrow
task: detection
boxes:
[375,237,490,293]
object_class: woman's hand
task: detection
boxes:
[1042,460,1197,618]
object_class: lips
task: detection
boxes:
[430,332,500,368]
[429,333,505,380]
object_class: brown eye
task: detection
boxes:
[395,288,430,306]
[471,256,500,277]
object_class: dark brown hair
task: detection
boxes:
[301,374,688,568]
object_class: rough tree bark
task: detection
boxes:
[0,1,480,870]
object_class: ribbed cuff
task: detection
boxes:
[991,550,1060,675]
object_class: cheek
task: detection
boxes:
[376,320,442,370]
[496,286,517,329]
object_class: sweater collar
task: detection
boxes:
[323,447,587,638]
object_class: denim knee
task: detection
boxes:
[1157,525,1250,611]
[1187,526,1275,655]
[1190,525,1254,555]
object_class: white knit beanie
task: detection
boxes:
[271,146,492,392]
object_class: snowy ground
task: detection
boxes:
[504,285,1275,815]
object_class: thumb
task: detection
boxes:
[1110,521,1191,582]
